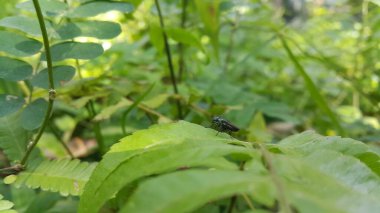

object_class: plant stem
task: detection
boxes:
[223,13,240,73]
[49,123,74,158]
[227,161,246,213]
[87,101,105,154]
[154,0,183,119]
[21,0,56,166]
[177,0,188,81]
[259,144,292,213]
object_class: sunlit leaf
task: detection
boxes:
[66,1,134,18]
[56,21,121,39]
[16,0,68,17]
[0,16,53,37]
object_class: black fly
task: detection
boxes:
[211,116,240,135]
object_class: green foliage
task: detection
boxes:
[42,42,104,61]
[21,98,48,130]
[0,95,24,117]
[0,0,380,212]
[0,194,16,213]
[0,56,32,81]
[79,121,380,213]
[5,159,97,196]
[0,31,42,57]
[0,113,28,162]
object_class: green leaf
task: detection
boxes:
[370,0,380,6]
[0,31,42,57]
[273,152,380,213]
[0,16,53,37]
[166,27,203,51]
[119,170,273,213]
[0,56,33,81]
[8,159,97,196]
[194,0,220,58]
[0,113,28,162]
[0,194,16,213]
[149,22,164,53]
[66,1,134,18]
[21,98,48,130]
[16,0,68,17]
[55,21,121,39]
[247,112,272,142]
[94,98,132,121]
[276,131,380,176]
[42,42,104,61]
[79,121,251,213]
[279,35,344,135]
[0,94,24,117]
[24,192,61,213]
[30,66,76,89]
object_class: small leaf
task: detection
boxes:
[10,159,97,196]
[0,113,28,161]
[166,27,203,50]
[149,22,164,53]
[67,1,134,18]
[56,21,121,39]
[16,0,68,17]
[0,16,53,37]
[0,94,24,117]
[21,98,48,130]
[0,56,33,81]
[0,31,42,57]
[30,65,76,89]
[0,193,16,212]
[41,42,104,61]
[4,175,17,184]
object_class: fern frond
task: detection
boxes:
[6,159,97,196]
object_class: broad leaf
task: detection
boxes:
[21,98,48,130]
[30,66,76,89]
[119,170,273,213]
[41,42,104,61]
[66,1,134,18]
[0,94,24,117]
[78,121,249,213]
[0,56,33,81]
[0,16,54,37]
[56,21,121,39]
[0,31,42,57]
[5,159,97,196]
[0,113,28,162]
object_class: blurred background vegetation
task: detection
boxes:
[1,0,380,160]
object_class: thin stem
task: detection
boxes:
[259,144,292,213]
[21,0,55,166]
[227,161,246,213]
[154,0,183,119]
[87,101,105,154]
[49,123,74,158]
[177,0,189,81]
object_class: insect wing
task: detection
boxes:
[221,120,239,132]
